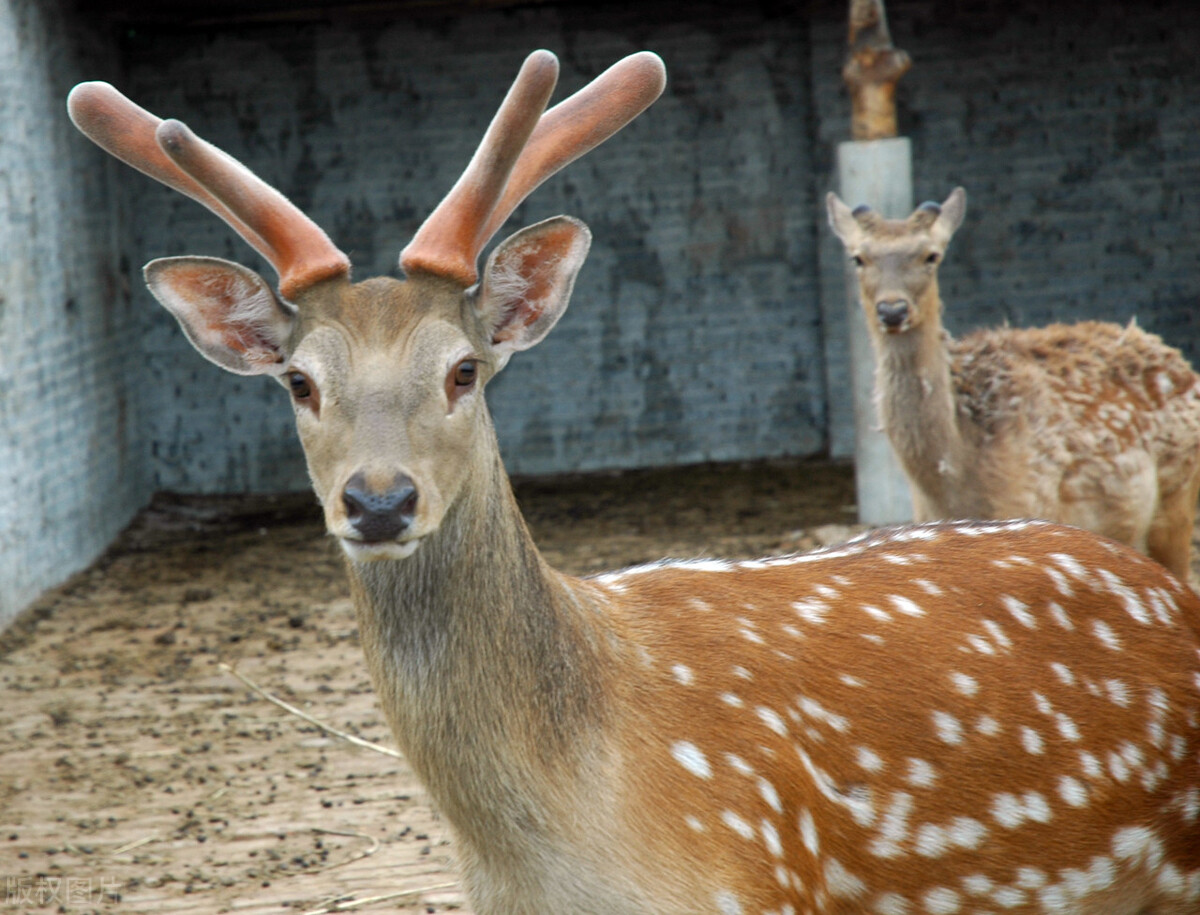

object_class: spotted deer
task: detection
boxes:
[828,188,1200,583]
[70,54,1200,914]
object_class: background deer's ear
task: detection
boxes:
[144,256,297,376]
[932,186,967,243]
[825,192,861,245]
[476,216,591,364]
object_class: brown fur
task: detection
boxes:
[828,188,1200,581]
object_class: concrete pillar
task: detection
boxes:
[837,137,914,525]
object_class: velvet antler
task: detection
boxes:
[67,82,351,300]
[400,50,666,286]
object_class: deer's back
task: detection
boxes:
[586,521,1200,913]
[949,321,1200,506]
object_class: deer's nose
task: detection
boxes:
[875,299,910,330]
[342,473,418,542]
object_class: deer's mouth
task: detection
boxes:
[338,536,422,562]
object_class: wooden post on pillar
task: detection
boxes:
[837,0,915,525]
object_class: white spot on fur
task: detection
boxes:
[889,594,925,617]
[1020,726,1044,755]
[923,887,960,914]
[761,819,783,857]
[725,753,754,776]
[671,663,694,686]
[1056,712,1082,741]
[976,715,1001,736]
[793,598,830,625]
[671,741,711,779]
[870,792,913,858]
[1058,775,1088,807]
[759,778,783,814]
[757,706,789,737]
[1000,594,1036,628]
[721,810,755,841]
[857,746,885,773]
[714,889,743,915]
[799,808,819,856]
[961,875,992,896]
[915,579,943,596]
[1111,826,1164,869]
[720,692,744,708]
[874,892,910,915]
[906,758,938,788]
[1050,662,1075,686]
[825,858,867,899]
[982,619,1013,650]
[685,815,705,832]
[932,711,964,745]
[1048,601,1074,630]
[949,671,979,697]
[1091,619,1122,651]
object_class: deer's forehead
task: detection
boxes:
[856,231,939,260]
[292,316,472,381]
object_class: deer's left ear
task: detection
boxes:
[476,216,591,363]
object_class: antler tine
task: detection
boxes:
[400,50,560,286]
[67,82,272,259]
[478,51,667,248]
[155,120,351,298]
[68,82,350,300]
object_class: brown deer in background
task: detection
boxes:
[828,188,1200,582]
[71,57,1200,913]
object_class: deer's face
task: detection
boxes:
[284,277,495,561]
[144,217,589,563]
[827,188,967,337]
[847,232,946,335]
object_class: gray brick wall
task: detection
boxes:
[6,0,1200,626]
[0,0,145,627]
[815,0,1200,456]
[121,2,826,489]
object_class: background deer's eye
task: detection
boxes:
[925,252,940,265]
[453,359,478,388]
[851,255,865,267]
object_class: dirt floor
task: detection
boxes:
[0,459,862,915]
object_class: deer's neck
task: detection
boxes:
[872,299,976,511]
[345,443,617,853]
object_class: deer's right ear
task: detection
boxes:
[475,216,591,364]
[144,256,296,376]
[826,192,860,244]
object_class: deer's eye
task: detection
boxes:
[287,371,319,413]
[851,255,865,268]
[925,252,940,265]
[453,359,478,389]
[446,358,479,409]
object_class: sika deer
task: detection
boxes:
[71,57,1200,914]
[828,188,1200,582]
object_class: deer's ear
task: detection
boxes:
[144,256,296,376]
[933,186,967,243]
[826,192,861,245]
[476,216,591,362]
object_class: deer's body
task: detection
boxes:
[70,58,1200,915]
[829,190,1200,581]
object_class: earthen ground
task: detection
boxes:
[1,459,864,914]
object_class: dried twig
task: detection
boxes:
[303,827,381,873]
[298,882,459,914]
[110,835,157,856]
[219,662,403,759]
